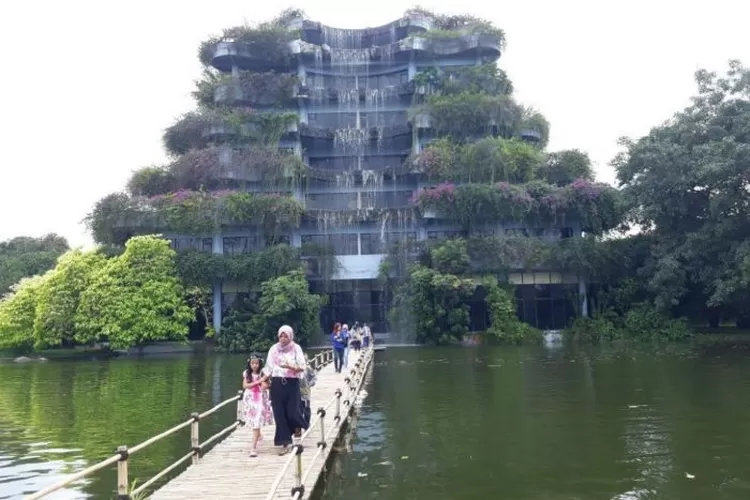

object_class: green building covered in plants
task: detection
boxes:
[88,8,620,338]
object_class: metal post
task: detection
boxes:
[116,445,129,499]
[191,412,200,464]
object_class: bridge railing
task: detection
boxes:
[263,346,374,500]
[25,348,335,500]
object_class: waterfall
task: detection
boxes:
[334,128,367,156]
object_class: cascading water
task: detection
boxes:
[304,21,417,339]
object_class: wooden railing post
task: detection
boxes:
[291,444,305,498]
[117,445,129,499]
[334,389,342,423]
[316,407,327,450]
[190,412,200,465]
[236,389,244,426]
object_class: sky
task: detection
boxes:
[0,0,748,248]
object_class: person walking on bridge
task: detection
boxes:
[264,325,307,455]
[331,322,347,373]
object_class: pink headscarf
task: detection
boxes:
[277,325,294,352]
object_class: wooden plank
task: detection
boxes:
[149,349,372,500]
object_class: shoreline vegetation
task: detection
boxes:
[3,329,750,364]
[2,8,750,355]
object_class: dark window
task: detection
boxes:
[427,230,466,240]
[361,232,416,254]
[301,234,357,255]
[306,193,358,210]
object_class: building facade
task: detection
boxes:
[167,12,585,335]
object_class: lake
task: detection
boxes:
[2,343,750,499]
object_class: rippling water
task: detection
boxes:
[320,345,750,500]
[2,345,750,499]
[0,355,245,499]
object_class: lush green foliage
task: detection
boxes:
[412,63,547,145]
[0,235,69,295]
[163,109,298,156]
[216,269,325,352]
[483,276,542,344]
[175,244,303,287]
[412,137,540,183]
[0,275,49,352]
[403,7,506,44]
[86,190,304,245]
[33,250,107,349]
[387,239,541,344]
[198,21,298,67]
[537,149,594,186]
[413,179,622,234]
[612,60,750,326]
[194,71,299,109]
[75,236,194,349]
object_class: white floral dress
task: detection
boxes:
[243,371,274,429]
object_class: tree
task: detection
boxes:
[75,236,194,349]
[0,234,69,294]
[0,274,49,351]
[33,250,107,349]
[216,269,326,352]
[613,60,750,323]
[539,149,594,186]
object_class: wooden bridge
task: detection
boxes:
[26,346,375,500]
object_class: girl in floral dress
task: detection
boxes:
[242,355,273,457]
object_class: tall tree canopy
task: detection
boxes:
[613,60,750,322]
[0,234,69,294]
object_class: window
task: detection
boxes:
[505,228,529,237]
[360,190,414,209]
[361,232,416,254]
[301,234,357,255]
[427,230,466,240]
[172,237,213,252]
[306,193,358,210]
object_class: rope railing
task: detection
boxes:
[263,346,375,500]
[24,348,335,500]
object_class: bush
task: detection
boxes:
[563,316,618,344]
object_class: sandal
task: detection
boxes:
[278,446,290,456]
[250,449,258,457]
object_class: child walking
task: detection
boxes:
[242,355,273,457]
[299,355,317,431]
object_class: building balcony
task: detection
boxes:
[396,33,502,62]
[519,128,542,143]
[295,82,415,106]
[214,83,296,107]
[209,41,291,72]
[296,14,432,49]
[202,121,298,142]
[300,124,412,156]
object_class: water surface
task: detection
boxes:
[322,344,750,500]
[2,344,750,499]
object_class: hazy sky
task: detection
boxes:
[1,0,747,247]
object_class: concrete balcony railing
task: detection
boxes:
[209,41,290,72]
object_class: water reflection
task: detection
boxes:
[2,345,750,500]
[322,345,750,500]
[0,354,248,499]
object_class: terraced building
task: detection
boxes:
[92,9,620,337]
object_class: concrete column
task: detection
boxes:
[408,59,416,80]
[578,276,589,318]
[212,232,223,334]
[212,283,223,334]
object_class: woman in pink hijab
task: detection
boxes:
[264,325,307,455]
